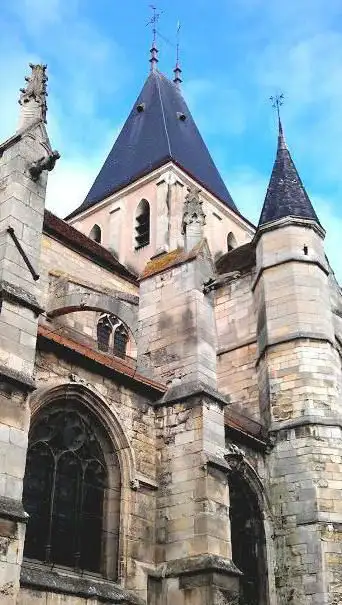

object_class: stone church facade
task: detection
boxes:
[0,52,342,605]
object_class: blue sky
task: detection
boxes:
[1,0,342,280]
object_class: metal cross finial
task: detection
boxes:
[176,20,181,63]
[147,5,162,45]
[270,93,284,122]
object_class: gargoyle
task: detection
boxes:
[29,149,60,181]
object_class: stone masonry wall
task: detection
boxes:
[138,252,216,388]
[215,273,259,420]
[39,232,137,308]
[255,222,342,604]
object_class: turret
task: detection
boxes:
[254,117,341,603]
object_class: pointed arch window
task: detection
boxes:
[227,232,237,252]
[23,404,111,573]
[135,199,150,249]
[113,324,129,358]
[89,224,102,244]
[97,314,113,352]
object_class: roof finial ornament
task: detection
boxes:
[182,187,206,251]
[173,21,182,88]
[18,63,48,128]
[270,93,286,148]
[147,5,161,72]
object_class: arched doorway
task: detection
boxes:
[229,471,268,605]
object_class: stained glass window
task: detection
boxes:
[97,315,113,352]
[23,405,107,573]
[113,326,129,358]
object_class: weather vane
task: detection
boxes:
[270,93,284,121]
[147,5,162,45]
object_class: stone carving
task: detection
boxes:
[224,443,245,472]
[18,64,60,179]
[181,187,206,234]
[19,63,48,123]
[130,478,140,491]
[29,149,60,181]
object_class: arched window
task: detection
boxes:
[135,199,150,249]
[23,403,112,573]
[89,224,102,243]
[229,472,268,605]
[97,314,113,352]
[113,324,129,358]
[227,232,237,252]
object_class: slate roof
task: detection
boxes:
[66,71,237,220]
[258,121,320,227]
[216,241,256,275]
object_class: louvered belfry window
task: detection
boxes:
[135,199,150,249]
[23,404,107,572]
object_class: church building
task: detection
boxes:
[0,41,342,605]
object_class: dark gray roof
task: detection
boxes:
[258,121,320,227]
[66,71,237,220]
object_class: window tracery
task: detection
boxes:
[23,404,108,573]
[97,314,114,352]
[113,324,129,358]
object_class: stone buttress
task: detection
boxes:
[0,64,58,602]
[138,234,240,604]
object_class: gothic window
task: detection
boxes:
[97,314,113,352]
[135,199,150,249]
[23,404,109,573]
[113,325,129,358]
[229,472,268,605]
[89,224,102,243]
[227,231,237,252]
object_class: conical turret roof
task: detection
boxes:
[67,71,237,220]
[259,120,320,227]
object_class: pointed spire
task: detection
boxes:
[258,118,320,227]
[278,115,286,150]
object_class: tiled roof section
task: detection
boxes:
[224,407,268,449]
[37,323,166,394]
[140,240,205,280]
[43,210,138,284]
[216,241,256,275]
[66,71,237,220]
[259,121,320,227]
